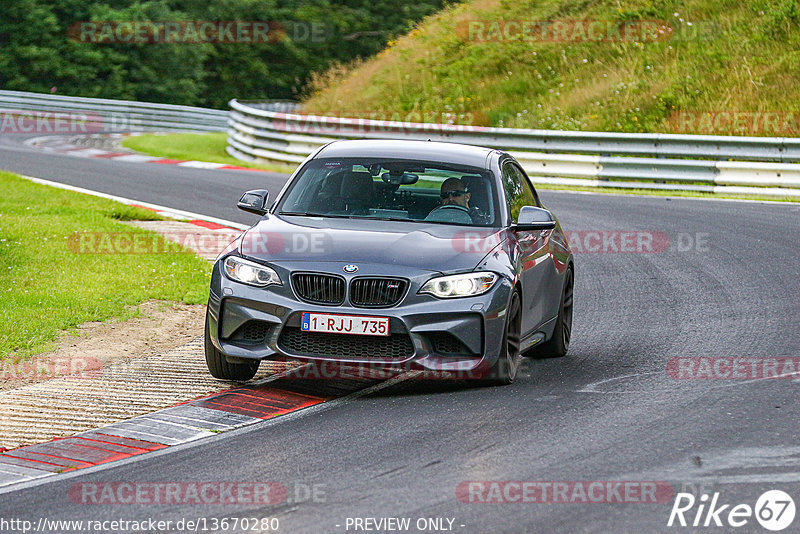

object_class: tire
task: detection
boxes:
[526,266,573,359]
[204,313,259,381]
[480,290,522,386]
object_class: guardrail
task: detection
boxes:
[227,99,800,198]
[0,90,228,133]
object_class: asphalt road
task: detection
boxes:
[0,135,286,225]
[2,135,800,533]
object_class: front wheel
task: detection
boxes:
[526,267,573,359]
[204,313,259,381]
[480,290,522,386]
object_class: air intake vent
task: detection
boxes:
[427,332,473,355]
[292,273,346,305]
[229,321,271,344]
[278,327,413,360]
[350,278,408,307]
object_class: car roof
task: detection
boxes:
[314,139,497,169]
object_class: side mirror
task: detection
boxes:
[237,189,269,216]
[514,206,556,231]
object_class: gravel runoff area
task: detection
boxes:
[0,220,297,451]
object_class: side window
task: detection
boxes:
[501,162,539,222]
[512,164,542,208]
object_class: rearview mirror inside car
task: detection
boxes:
[381,172,419,185]
[237,189,270,215]
[514,206,556,231]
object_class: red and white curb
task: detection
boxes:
[0,368,414,488]
[0,175,418,490]
[24,134,268,173]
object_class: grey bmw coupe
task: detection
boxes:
[205,139,573,385]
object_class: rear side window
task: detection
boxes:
[501,162,540,222]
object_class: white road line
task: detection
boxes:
[576,371,663,393]
[64,148,108,158]
[704,371,800,389]
[19,174,248,230]
[177,160,228,169]
[106,154,160,163]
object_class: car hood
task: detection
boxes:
[236,215,506,274]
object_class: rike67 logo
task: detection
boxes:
[668,490,796,531]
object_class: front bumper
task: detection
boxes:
[207,258,513,372]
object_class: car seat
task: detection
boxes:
[340,171,375,214]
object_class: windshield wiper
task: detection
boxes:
[353,216,475,225]
[278,212,354,218]
[356,216,418,223]
[278,213,479,226]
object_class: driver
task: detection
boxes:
[440,178,471,208]
[425,178,472,223]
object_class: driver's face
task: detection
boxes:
[442,189,470,207]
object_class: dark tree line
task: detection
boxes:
[0,0,449,108]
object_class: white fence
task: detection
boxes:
[0,90,228,133]
[227,99,800,198]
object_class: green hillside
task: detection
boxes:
[302,0,800,136]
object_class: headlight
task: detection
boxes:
[223,256,281,287]
[419,272,498,298]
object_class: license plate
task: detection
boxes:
[301,312,390,336]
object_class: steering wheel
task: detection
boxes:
[425,203,472,224]
[469,206,490,224]
[436,204,469,212]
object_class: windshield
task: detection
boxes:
[277,158,499,227]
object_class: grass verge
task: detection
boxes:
[0,171,212,361]
[302,0,800,136]
[122,132,298,174]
